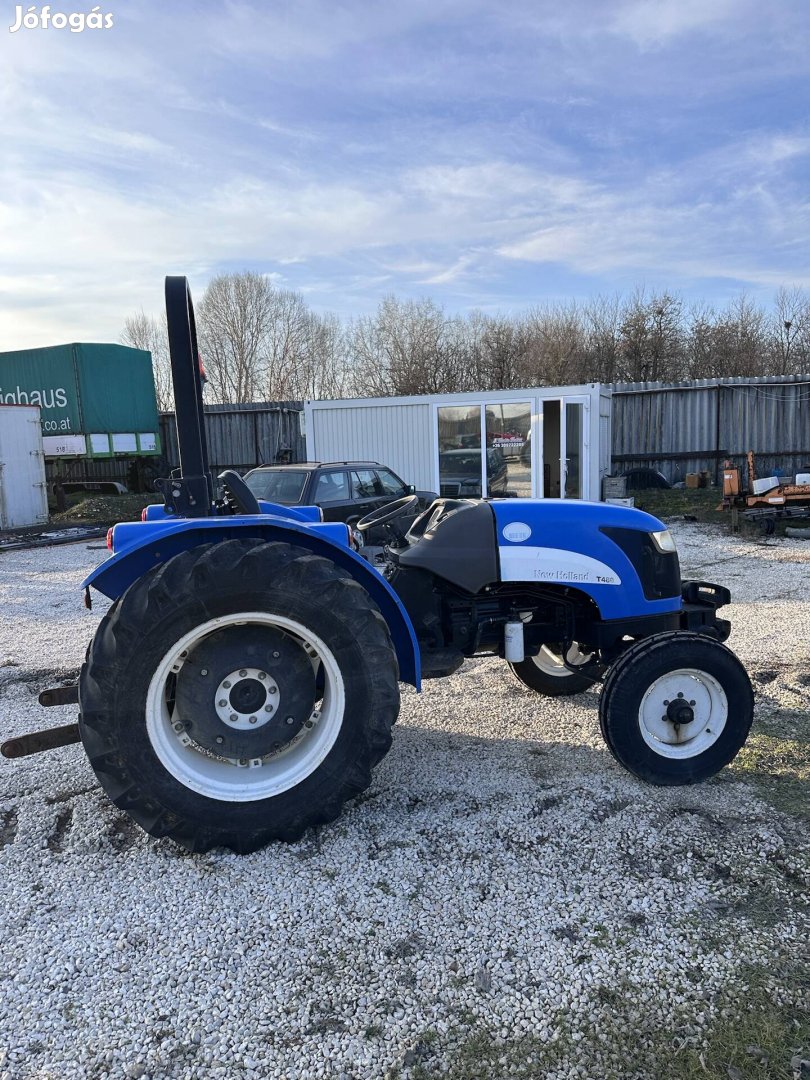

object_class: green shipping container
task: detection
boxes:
[0,343,160,458]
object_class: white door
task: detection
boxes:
[561,397,590,500]
[0,407,48,528]
[535,396,590,500]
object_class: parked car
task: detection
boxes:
[243,461,437,536]
[439,448,509,497]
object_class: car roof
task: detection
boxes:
[247,461,382,473]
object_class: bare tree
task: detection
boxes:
[618,289,683,382]
[583,294,622,383]
[121,310,173,411]
[709,294,768,378]
[348,296,468,397]
[684,302,717,379]
[196,272,277,403]
[124,277,809,409]
[290,312,352,401]
[467,312,527,390]
[771,286,810,375]
[521,303,589,386]
[259,288,311,399]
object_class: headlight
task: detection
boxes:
[651,529,677,554]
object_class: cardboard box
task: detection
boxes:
[606,497,635,507]
[722,468,740,496]
[685,473,702,488]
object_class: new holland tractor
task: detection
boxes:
[1,279,754,853]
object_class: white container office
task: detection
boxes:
[304,384,612,502]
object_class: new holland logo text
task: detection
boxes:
[9,4,114,32]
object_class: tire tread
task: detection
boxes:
[79,540,399,852]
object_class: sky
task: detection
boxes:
[1,0,808,348]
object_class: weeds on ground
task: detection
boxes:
[628,487,727,524]
[432,963,808,1080]
[730,732,810,820]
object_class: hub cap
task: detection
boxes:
[532,643,592,677]
[174,626,315,759]
[638,668,728,760]
[145,613,344,801]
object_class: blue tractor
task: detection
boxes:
[4,279,754,853]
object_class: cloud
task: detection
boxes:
[611,0,745,49]
[0,0,808,347]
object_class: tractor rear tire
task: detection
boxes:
[509,643,600,696]
[598,631,753,785]
[79,539,400,853]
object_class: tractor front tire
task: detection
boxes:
[598,631,753,785]
[79,539,400,853]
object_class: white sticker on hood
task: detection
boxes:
[499,546,621,586]
[502,521,532,543]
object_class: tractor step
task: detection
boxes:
[39,685,79,707]
[1,723,81,759]
[420,648,465,679]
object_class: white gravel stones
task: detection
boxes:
[0,525,807,1078]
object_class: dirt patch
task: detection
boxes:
[49,493,161,527]
[47,808,73,853]
[0,809,18,849]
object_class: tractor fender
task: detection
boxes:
[82,517,421,688]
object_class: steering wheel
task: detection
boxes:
[356,494,419,534]
[218,470,261,515]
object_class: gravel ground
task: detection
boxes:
[0,524,807,1080]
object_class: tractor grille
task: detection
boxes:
[600,527,681,600]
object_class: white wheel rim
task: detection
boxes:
[532,643,591,678]
[638,668,728,760]
[145,612,345,802]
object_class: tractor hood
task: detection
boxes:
[397,498,681,621]
[492,499,681,618]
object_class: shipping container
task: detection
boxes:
[0,343,160,459]
[0,405,48,528]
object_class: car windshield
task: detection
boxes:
[244,470,308,504]
[440,452,480,475]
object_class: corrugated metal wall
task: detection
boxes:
[611,375,810,483]
[46,402,304,485]
[308,403,435,491]
[160,402,305,471]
